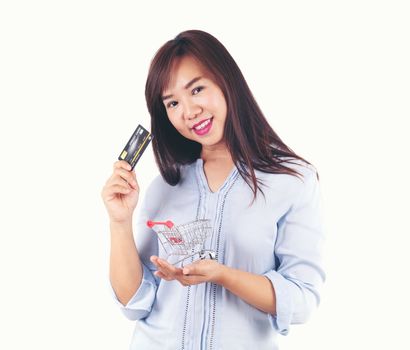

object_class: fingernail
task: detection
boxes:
[183,268,189,275]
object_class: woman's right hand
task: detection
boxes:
[101,160,140,223]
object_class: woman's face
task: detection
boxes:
[162,56,228,149]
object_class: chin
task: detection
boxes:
[200,138,225,148]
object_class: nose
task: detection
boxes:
[182,99,202,120]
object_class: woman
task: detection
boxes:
[101,30,325,350]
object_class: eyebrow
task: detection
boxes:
[161,76,203,101]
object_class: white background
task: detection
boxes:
[1,1,409,349]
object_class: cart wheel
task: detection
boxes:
[208,252,216,260]
[199,251,216,260]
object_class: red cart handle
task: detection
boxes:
[146,220,174,229]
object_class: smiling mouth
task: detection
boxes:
[192,117,213,131]
[192,117,214,136]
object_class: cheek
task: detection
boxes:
[208,92,227,117]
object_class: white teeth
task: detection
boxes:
[194,119,211,130]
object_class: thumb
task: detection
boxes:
[182,266,191,275]
[183,262,203,275]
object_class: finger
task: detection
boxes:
[157,258,180,274]
[179,275,202,286]
[111,174,138,191]
[151,258,175,279]
[154,270,171,280]
[113,168,139,189]
[156,268,171,280]
[158,260,184,278]
[150,256,160,268]
[150,257,174,277]
[105,184,132,196]
[114,160,132,171]
[105,170,132,187]
[156,266,179,281]
[182,263,203,276]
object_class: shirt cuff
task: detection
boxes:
[110,263,158,321]
[264,270,293,335]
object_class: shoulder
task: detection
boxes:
[256,157,318,183]
[254,158,320,200]
[280,157,319,182]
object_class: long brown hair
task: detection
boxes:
[145,30,316,200]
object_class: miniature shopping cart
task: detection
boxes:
[146,219,216,266]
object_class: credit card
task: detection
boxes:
[118,124,152,170]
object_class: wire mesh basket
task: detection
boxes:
[147,219,216,266]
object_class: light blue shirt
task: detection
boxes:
[111,158,325,350]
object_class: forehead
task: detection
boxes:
[164,56,209,92]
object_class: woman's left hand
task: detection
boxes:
[150,256,226,286]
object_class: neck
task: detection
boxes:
[200,143,233,164]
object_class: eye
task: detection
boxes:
[192,86,204,95]
[166,101,178,109]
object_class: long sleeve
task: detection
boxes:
[110,263,158,320]
[264,168,326,335]
[109,175,167,321]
